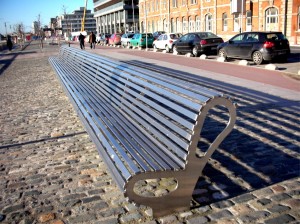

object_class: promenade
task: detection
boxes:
[0,41,299,224]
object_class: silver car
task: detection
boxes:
[152,33,182,52]
[121,33,135,47]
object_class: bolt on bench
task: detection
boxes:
[49,46,236,217]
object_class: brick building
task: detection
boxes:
[139,0,300,44]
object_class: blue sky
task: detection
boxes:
[0,0,94,35]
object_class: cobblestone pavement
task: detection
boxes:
[0,42,299,224]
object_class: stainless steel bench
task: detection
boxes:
[49,46,236,217]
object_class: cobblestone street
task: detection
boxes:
[0,42,299,224]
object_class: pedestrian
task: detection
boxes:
[7,35,13,51]
[78,33,85,50]
[89,32,96,49]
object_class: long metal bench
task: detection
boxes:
[49,46,236,217]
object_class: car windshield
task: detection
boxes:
[170,33,181,39]
[197,32,219,38]
[266,33,286,41]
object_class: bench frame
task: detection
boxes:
[49,46,236,217]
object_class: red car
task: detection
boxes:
[108,33,122,45]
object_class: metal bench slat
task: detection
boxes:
[51,58,135,179]
[64,60,185,170]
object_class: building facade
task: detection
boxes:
[93,0,139,34]
[56,7,96,37]
[139,0,300,44]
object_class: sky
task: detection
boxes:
[0,0,94,35]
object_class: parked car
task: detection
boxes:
[153,31,166,40]
[130,33,154,48]
[98,34,110,45]
[108,33,122,45]
[121,33,135,47]
[153,33,182,52]
[217,31,290,65]
[173,32,223,56]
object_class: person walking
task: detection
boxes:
[7,35,13,51]
[78,33,85,50]
[89,32,96,49]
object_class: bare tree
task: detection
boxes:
[62,5,71,39]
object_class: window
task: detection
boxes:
[205,14,212,32]
[176,18,181,33]
[233,13,240,32]
[222,13,227,31]
[246,11,252,31]
[171,18,175,32]
[265,7,278,31]
[172,0,177,8]
[196,16,201,31]
[232,33,246,42]
[163,19,167,32]
[191,0,196,5]
[141,21,144,33]
[183,17,188,33]
[189,17,194,32]
[163,0,167,10]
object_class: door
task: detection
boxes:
[175,34,189,53]
[226,33,246,57]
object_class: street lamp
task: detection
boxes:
[132,0,135,32]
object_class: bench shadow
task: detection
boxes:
[120,59,299,207]
[0,51,37,76]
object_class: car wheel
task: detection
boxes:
[218,48,227,59]
[166,45,170,52]
[173,46,179,54]
[252,51,263,65]
[192,46,199,57]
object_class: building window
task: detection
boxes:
[189,17,194,32]
[141,21,144,33]
[172,0,177,8]
[171,18,175,32]
[222,13,227,31]
[156,0,159,11]
[196,16,201,31]
[163,0,167,10]
[233,13,240,32]
[246,10,252,31]
[176,18,181,33]
[265,7,278,31]
[190,0,196,5]
[205,14,212,32]
[183,17,188,33]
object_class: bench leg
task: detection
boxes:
[125,97,236,218]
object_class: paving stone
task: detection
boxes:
[232,193,256,204]
[119,212,143,223]
[186,216,208,224]
[271,193,292,202]
[264,214,296,224]
[239,210,271,223]
[267,204,290,213]
[38,212,55,222]
[208,209,233,221]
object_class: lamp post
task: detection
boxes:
[144,0,148,49]
[132,0,135,32]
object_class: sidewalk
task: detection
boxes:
[0,42,299,224]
